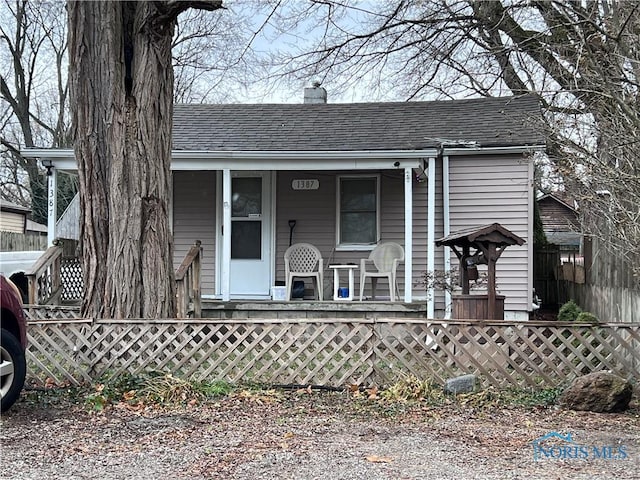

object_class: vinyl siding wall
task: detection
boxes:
[170,156,532,313]
[0,211,26,233]
[447,154,532,314]
[172,171,217,296]
[275,170,421,299]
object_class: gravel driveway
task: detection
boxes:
[1,389,639,480]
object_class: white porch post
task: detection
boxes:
[442,155,451,319]
[427,156,436,318]
[403,167,413,303]
[47,167,57,247]
[221,169,231,301]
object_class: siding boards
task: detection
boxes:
[169,155,531,314]
[448,155,531,313]
[411,162,446,309]
[538,196,578,231]
[56,194,80,240]
[275,170,425,299]
[275,171,336,292]
[432,159,446,310]
[274,169,444,302]
[379,171,406,297]
[0,212,25,233]
[173,171,216,296]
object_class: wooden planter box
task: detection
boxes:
[452,294,505,320]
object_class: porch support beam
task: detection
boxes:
[47,166,57,247]
[427,156,437,318]
[403,167,413,303]
[221,169,232,301]
[21,146,546,172]
[442,155,451,319]
[21,148,437,172]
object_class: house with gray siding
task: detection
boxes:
[26,91,544,320]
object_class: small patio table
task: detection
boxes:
[329,264,358,301]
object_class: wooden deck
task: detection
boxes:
[201,300,428,319]
[23,243,428,321]
[22,300,429,320]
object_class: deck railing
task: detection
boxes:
[25,239,203,318]
[26,243,64,305]
[175,240,202,318]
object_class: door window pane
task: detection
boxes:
[231,221,261,259]
[232,177,262,217]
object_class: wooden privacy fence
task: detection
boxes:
[25,314,640,389]
[1,231,47,251]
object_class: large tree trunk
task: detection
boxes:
[102,1,177,318]
[68,0,221,318]
[68,1,116,318]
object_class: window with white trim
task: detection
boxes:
[337,175,379,246]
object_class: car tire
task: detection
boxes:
[1,328,27,412]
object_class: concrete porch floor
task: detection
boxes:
[202,300,428,319]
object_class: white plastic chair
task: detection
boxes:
[359,242,404,301]
[284,243,324,301]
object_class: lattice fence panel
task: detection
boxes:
[24,305,81,320]
[371,322,640,388]
[27,320,94,385]
[27,320,378,387]
[25,319,640,389]
[61,258,83,301]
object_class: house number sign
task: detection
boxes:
[292,179,319,190]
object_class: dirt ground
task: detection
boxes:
[1,387,639,480]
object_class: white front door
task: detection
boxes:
[228,172,272,298]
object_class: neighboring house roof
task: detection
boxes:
[0,199,31,215]
[537,192,576,212]
[0,201,45,234]
[537,193,581,248]
[173,95,544,152]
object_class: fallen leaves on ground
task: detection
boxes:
[6,385,639,480]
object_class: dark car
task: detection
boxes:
[1,275,27,412]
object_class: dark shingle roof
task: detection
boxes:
[172,95,544,152]
[0,199,31,214]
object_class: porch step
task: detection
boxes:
[202,300,427,320]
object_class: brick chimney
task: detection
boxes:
[303,81,327,104]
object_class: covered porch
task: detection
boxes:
[26,148,442,315]
[20,235,427,319]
